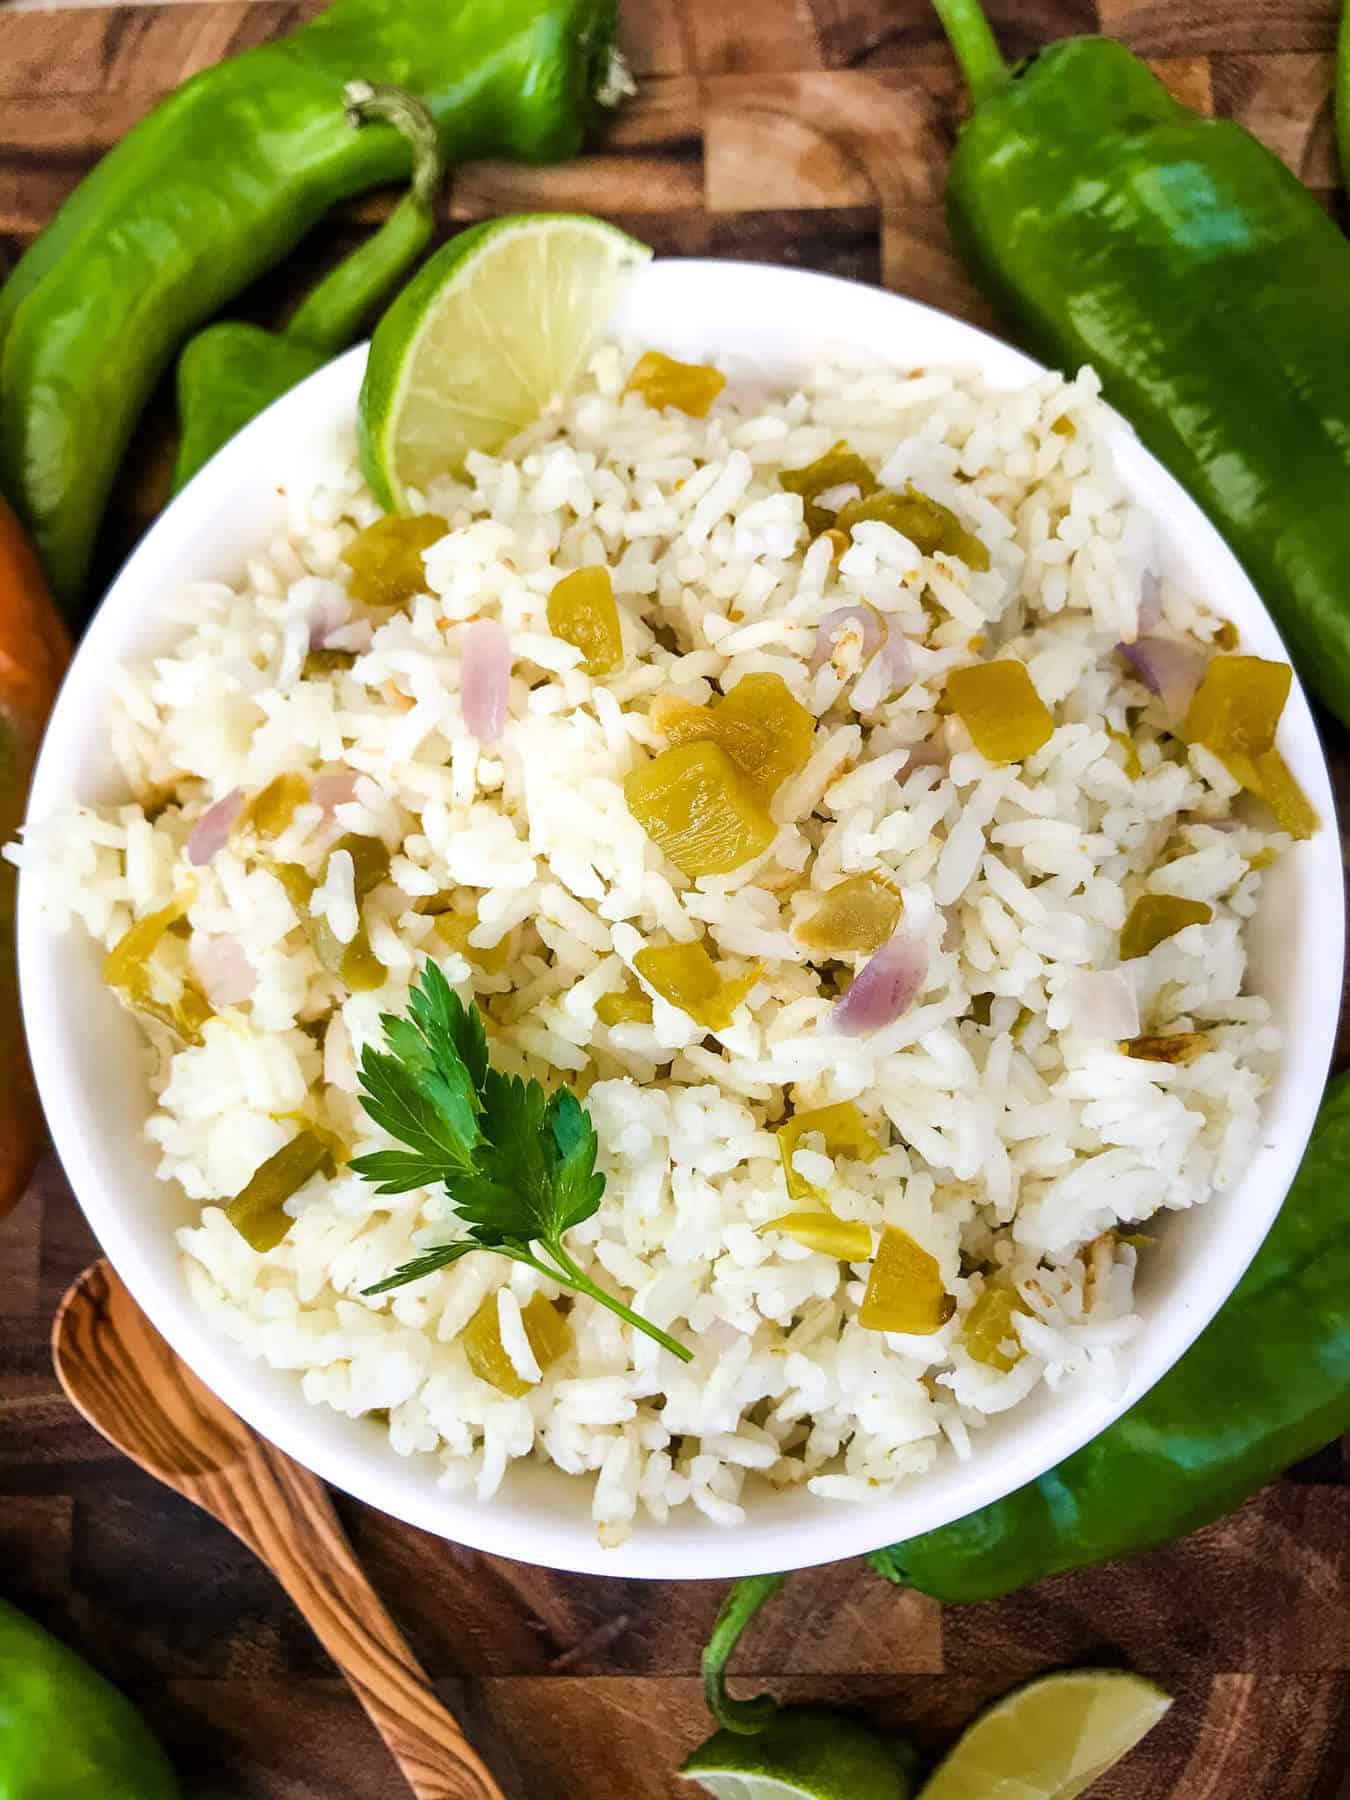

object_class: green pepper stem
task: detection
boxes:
[595,46,637,110]
[543,1239,694,1363]
[932,0,1010,105]
[702,1574,790,1734]
[284,82,447,356]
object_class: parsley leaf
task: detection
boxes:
[543,1086,607,1237]
[363,1240,480,1296]
[350,1050,469,1181]
[408,961,489,1091]
[349,1149,457,1198]
[353,963,691,1363]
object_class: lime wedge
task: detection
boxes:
[358,212,651,508]
[917,1670,1172,1800]
[680,1708,918,1800]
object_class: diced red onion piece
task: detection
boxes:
[1137,571,1162,634]
[461,620,511,743]
[832,929,928,1036]
[1064,968,1139,1040]
[884,615,914,689]
[307,592,349,650]
[1118,635,1208,726]
[311,770,359,815]
[810,606,884,676]
[904,736,950,772]
[193,934,256,1006]
[187,789,243,866]
[701,1317,745,1353]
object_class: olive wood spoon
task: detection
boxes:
[52,1258,504,1800]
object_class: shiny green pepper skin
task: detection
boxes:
[0,0,621,616]
[172,330,331,496]
[0,1597,179,1798]
[870,1072,1350,1602]
[938,0,1350,728]
[171,82,448,494]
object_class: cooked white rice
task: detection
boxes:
[14,342,1288,1544]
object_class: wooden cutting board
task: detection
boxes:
[1,0,1348,1794]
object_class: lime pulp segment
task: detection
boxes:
[358,212,652,509]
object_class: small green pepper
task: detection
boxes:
[624,741,776,877]
[793,872,903,958]
[0,1595,180,1798]
[859,1226,956,1335]
[648,673,815,799]
[760,1211,872,1260]
[1120,1032,1210,1065]
[172,85,448,492]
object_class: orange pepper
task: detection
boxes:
[0,499,70,1216]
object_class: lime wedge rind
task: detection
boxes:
[680,1707,915,1800]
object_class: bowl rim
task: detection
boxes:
[18,256,1345,1580]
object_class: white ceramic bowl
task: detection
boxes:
[19,260,1343,1580]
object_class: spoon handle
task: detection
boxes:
[205,1441,505,1800]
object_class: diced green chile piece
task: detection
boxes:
[778,441,878,536]
[834,485,989,570]
[625,741,776,876]
[1120,894,1212,960]
[225,1128,337,1251]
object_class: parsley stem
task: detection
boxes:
[543,1239,694,1363]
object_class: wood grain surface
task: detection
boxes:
[1,0,1348,1795]
[52,1261,507,1800]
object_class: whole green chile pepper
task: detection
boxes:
[0,0,625,618]
[0,1596,179,1798]
[172,82,447,494]
[932,0,1350,730]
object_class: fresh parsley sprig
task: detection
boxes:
[353,962,692,1363]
